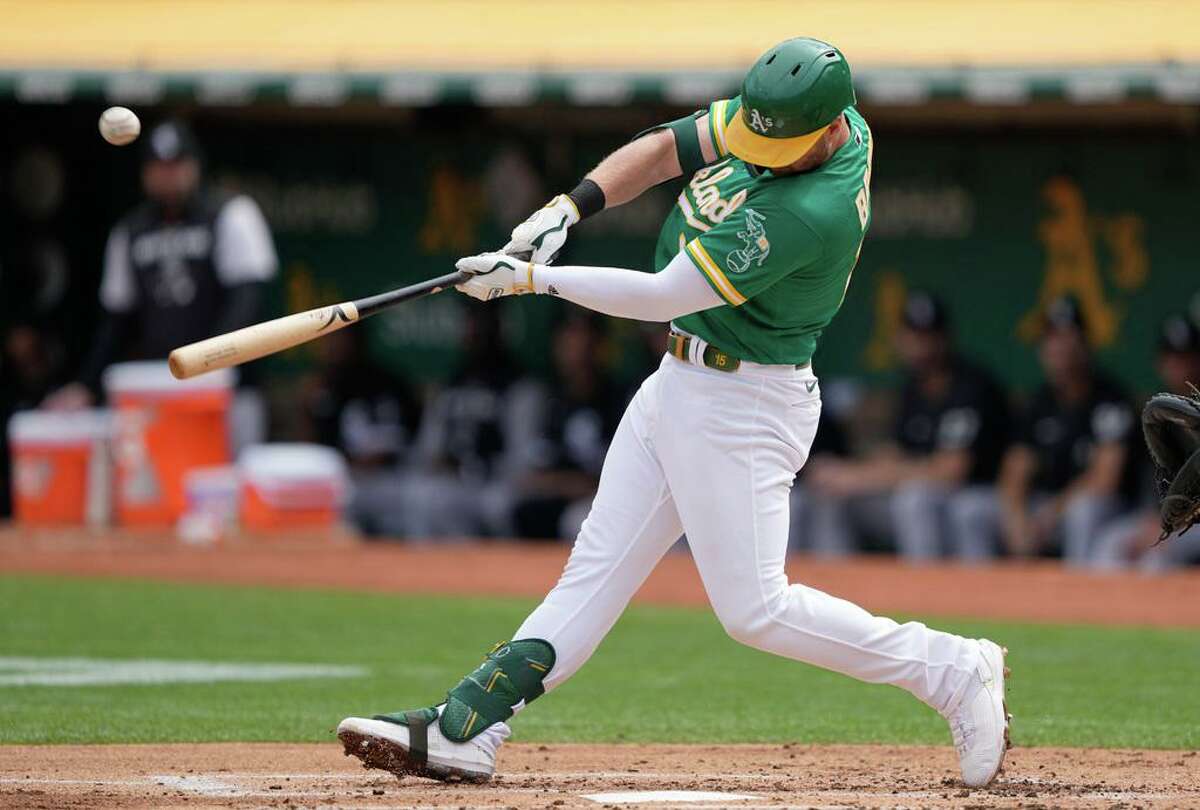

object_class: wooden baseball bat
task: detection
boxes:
[168,270,471,380]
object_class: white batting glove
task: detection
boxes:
[455,252,536,301]
[503,195,580,264]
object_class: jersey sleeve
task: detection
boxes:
[682,202,822,306]
[702,97,742,161]
[98,224,136,313]
[1091,399,1134,445]
[214,196,279,285]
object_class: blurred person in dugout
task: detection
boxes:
[1,145,85,515]
[42,120,278,448]
[394,306,534,539]
[804,291,1010,561]
[1091,314,1200,571]
[508,311,624,541]
[953,296,1138,564]
[786,405,849,556]
[298,327,421,536]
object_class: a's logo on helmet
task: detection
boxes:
[748,108,774,134]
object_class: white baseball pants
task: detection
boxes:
[514,353,980,716]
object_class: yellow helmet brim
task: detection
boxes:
[725,114,830,168]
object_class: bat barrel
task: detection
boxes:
[167,270,469,381]
[168,302,361,380]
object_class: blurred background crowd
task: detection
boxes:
[2,0,1198,571]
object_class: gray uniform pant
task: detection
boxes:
[350,470,514,539]
[791,482,998,562]
[1089,511,1200,572]
[949,488,1126,565]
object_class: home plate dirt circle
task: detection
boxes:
[2,742,1198,809]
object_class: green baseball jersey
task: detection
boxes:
[653,98,874,366]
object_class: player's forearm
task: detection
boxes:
[1052,465,1119,516]
[910,450,972,486]
[859,453,964,489]
[998,448,1033,505]
[840,456,905,490]
[504,129,683,263]
[997,467,1032,551]
[1075,444,1126,497]
[531,265,712,322]
[530,252,721,322]
[586,129,681,209]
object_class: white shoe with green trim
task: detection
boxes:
[337,707,509,783]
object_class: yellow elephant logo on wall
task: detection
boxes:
[1017,176,1148,346]
[862,175,1149,372]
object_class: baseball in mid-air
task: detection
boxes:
[98,106,141,146]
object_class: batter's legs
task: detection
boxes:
[339,357,1006,787]
[655,359,979,714]
[513,369,683,688]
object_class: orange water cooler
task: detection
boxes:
[8,410,112,526]
[239,444,348,531]
[104,361,234,527]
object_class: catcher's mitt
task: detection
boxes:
[1142,383,1200,541]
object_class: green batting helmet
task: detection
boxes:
[725,37,856,168]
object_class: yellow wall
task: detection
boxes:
[2,0,1197,71]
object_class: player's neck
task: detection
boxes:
[772,116,850,176]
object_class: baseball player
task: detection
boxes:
[339,37,1010,788]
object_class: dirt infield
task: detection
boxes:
[2,527,1200,627]
[2,742,1198,809]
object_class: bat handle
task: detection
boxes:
[353,270,472,318]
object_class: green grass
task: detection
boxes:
[0,575,1196,748]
